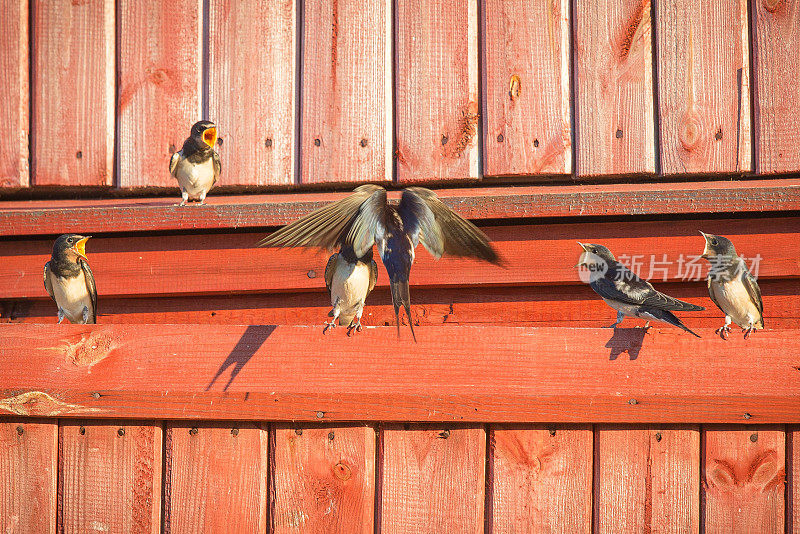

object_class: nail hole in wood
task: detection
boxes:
[534,139,539,147]
[615,129,623,139]
[314,138,321,147]
[328,431,335,440]
[117,428,125,437]
[497,134,504,143]
[360,138,368,147]
[189,427,198,435]
[265,138,273,148]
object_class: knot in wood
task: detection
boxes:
[679,113,703,151]
[333,461,351,481]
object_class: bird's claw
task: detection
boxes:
[742,326,755,339]
[715,325,732,340]
[346,321,363,337]
[322,321,336,334]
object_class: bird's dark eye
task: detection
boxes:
[711,239,718,246]
[67,237,74,244]
[591,248,597,253]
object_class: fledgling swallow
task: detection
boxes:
[577,242,703,337]
[169,120,221,206]
[259,185,501,341]
[43,234,97,324]
[323,245,378,335]
[700,232,763,339]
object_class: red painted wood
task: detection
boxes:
[396,0,480,182]
[1,324,800,422]
[208,0,295,186]
[575,0,655,176]
[483,0,571,176]
[31,0,114,186]
[0,419,57,533]
[118,0,202,188]
[0,179,798,236]
[595,427,700,532]
[791,427,798,531]
[273,425,375,532]
[490,425,592,532]
[381,425,485,531]
[60,421,162,533]
[301,0,389,184]
[0,0,29,188]
[656,0,752,174]
[703,427,785,532]
[166,422,268,533]
[752,0,800,174]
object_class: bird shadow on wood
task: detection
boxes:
[605,327,648,360]
[206,325,276,391]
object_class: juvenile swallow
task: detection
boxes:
[323,245,378,335]
[700,232,763,339]
[43,234,97,324]
[577,243,703,337]
[169,120,221,206]
[259,185,501,340]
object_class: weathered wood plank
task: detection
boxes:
[490,425,592,532]
[118,0,202,188]
[0,0,29,188]
[752,0,800,174]
[0,179,798,236]
[656,0,752,174]
[31,0,114,186]
[396,0,479,182]
[208,0,295,185]
[575,0,655,176]
[166,422,268,533]
[381,425,485,531]
[301,0,389,184]
[790,426,797,531]
[483,0,571,176]
[273,425,375,532]
[1,324,800,423]
[595,427,700,533]
[60,421,162,533]
[703,427,785,532]
[0,419,57,533]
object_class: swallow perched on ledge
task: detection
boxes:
[577,242,703,337]
[169,120,221,206]
[259,185,501,340]
[44,234,97,324]
[700,232,763,340]
[324,245,378,335]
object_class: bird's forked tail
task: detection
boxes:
[390,279,416,342]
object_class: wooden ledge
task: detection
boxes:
[1,324,798,423]
[0,179,798,236]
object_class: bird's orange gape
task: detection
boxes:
[72,236,91,261]
[202,127,217,148]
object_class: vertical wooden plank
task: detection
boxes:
[752,0,800,174]
[0,0,29,188]
[656,0,752,174]
[575,0,655,176]
[273,425,375,533]
[118,0,202,188]
[381,425,484,532]
[703,426,785,532]
[595,426,700,533]
[490,425,592,532]
[208,0,295,186]
[396,0,480,182]
[300,0,389,184]
[0,419,57,534]
[483,0,571,176]
[31,0,114,186]
[61,421,162,533]
[167,422,268,533]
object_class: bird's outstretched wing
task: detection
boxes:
[324,253,338,294]
[169,151,180,176]
[397,187,500,264]
[594,264,704,311]
[80,259,98,323]
[43,262,55,302]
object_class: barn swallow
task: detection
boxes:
[577,243,703,337]
[323,245,378,335]
[169,120,221,206]
[700,232,763,339]
[43,234,97,324]
[259,185,501,341]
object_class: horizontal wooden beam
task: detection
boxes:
[0,179,798,237]
[1,324,799,423]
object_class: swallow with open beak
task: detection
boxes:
[43,234,97,324]
[323,245,379,335]
[259,185,501,341]
[577,242,703,337]
[169,120,221,206]
[700,232,763,339]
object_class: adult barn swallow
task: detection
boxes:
[577,243,703,337]
[169,120,221,206]
[700,232,763,339]
[260,185,501,340]
[43,234,97,324]
[324,245,378,335]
